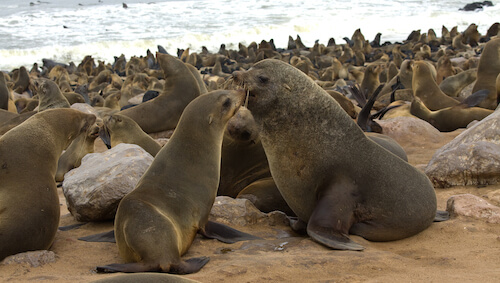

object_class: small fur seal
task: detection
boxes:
[96,90,258,274]
[55,121,101,182]
[412,61,460,110]
[99,113,161,157]
[233,59,438,250]
[0,108,97,260]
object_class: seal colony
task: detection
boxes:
[0,21,499,281]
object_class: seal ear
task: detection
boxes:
[208,115,213,125]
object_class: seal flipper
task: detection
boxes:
[96,257,209,274]
[434,210,450,222]
[459,89,489,107]
[78,230,116,243]
[96,262,161,273]
[199,220,261,243]
[169,257,210,274]
[58,223,86,231]
[99,124,112,149]
[306,178,364,251]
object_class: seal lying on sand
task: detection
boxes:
[232,59,438,251]
[96,90,259,274]
[0,109,97,260]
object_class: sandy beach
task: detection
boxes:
[1,127,499,282]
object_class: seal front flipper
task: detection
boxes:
[306,179,364,251]
[78,230,116,243]
[434,210,450,222]
[199,220,261,243]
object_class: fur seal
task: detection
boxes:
[35,79,71,112]
[0,73,10,110]
[233,59,438,250]
[97,89,258,274]
[439,68,477,98]
[412,61,460,110]
[471,38,500,109]
[119,53,201,133]
[0,108,97,260]
[12,66,31,94]
[218,106,294,215]
[55,121,101,182]
[410,96,493,132]
[99,113,161,157]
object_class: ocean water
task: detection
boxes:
[0,0,499,71]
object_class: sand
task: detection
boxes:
[1,126,499,283]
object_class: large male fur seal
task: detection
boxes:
[233,59,438,250]
[97,90,258,274]
[0,109,97,260]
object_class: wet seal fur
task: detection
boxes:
[233,59,438,250]
[0,109,97,260]
[96,90,259,274]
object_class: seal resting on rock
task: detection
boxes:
[232,59,438,250]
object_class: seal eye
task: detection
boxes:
[258,76,269,84]
[222,98,232,108]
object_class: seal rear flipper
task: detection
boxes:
[199,220,261,243]
[434,210,450,222]
[169,256,210,274]
[459,89,489,107]
[96,262,161,273]
[58,223,87,231]
[78,230,116,243]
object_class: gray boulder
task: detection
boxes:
[425,106,500,187]
[62,143,153,222]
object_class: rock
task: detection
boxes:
[377,117,442,145]
[209,196,289,227]
[128,93,145,105]
[1,251,56,267]
[447,194,500,223]
[62,143,154,222]
[485,189,500,206]
[425,106,500,187]
[70,103,99,116]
